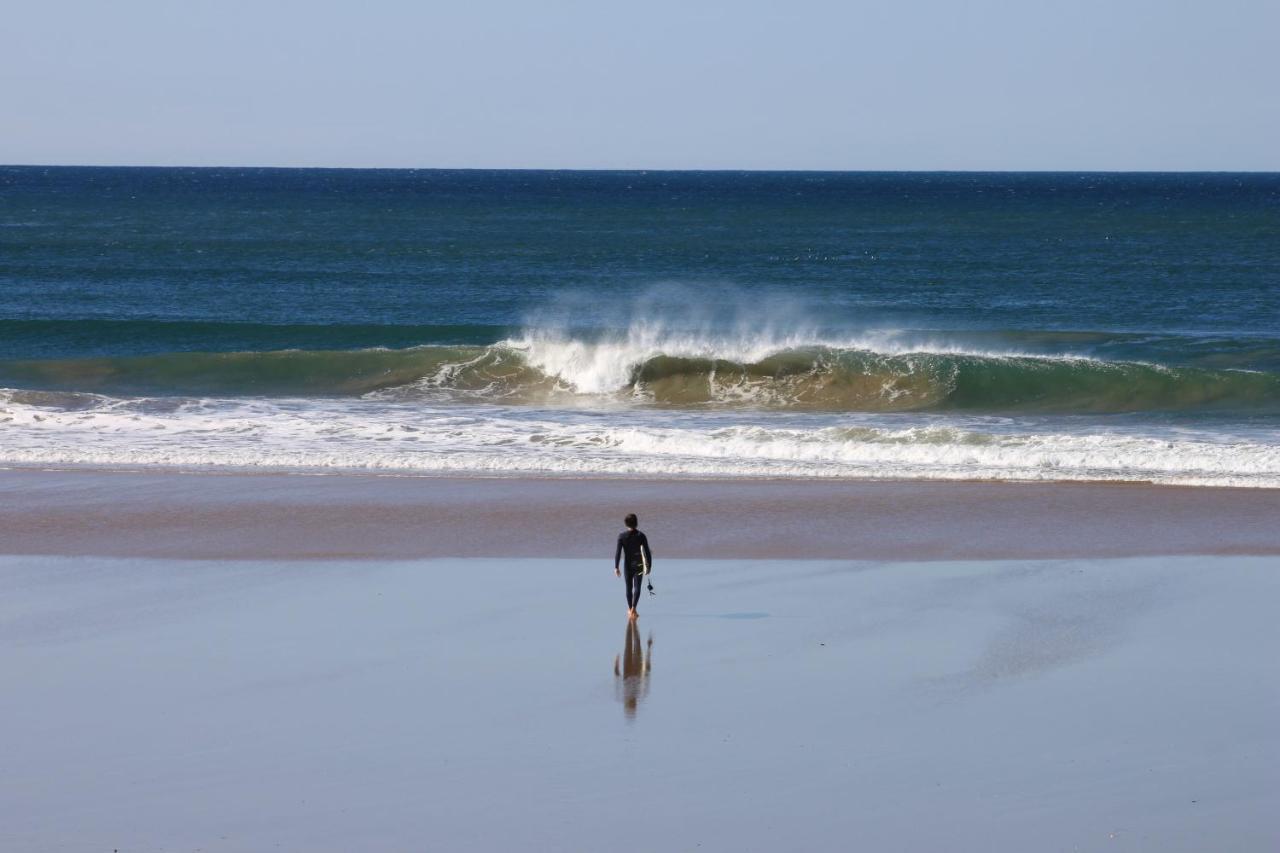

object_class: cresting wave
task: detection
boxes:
[4,324,1278,486]
[2,335,1279,414]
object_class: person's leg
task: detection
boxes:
[625,568,640,610]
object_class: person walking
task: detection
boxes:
[614,513,653,620]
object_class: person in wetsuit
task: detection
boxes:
[614,513,653,620]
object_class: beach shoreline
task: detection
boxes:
[3,466,1278,561]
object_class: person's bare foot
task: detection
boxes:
[629,609,639,620]
[628,608,637,620]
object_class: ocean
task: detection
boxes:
[2,167,1278,485]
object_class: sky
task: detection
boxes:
[3,0,1277,170]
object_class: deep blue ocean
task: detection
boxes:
[2,166,1278,484]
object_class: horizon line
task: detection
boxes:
[4,162,1279,176]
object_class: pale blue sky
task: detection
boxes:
[4,0,1277,170]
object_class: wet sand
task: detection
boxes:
[2,468,1280,560]
[1,553,1276,852]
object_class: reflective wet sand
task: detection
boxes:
[1,554,1276,851]
[614,621,653,720]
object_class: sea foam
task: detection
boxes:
[3,390,1278,487]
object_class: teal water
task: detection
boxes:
[2,167,1278,484]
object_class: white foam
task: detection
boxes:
[501,322,1090,395]
[3,390,1279,487]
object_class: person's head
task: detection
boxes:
[624,513,638,530]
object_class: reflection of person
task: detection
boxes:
[613,512,653,621]
[614,621,652,719]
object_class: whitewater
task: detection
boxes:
[3,325,1279,486]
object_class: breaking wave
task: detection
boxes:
[4,321,1278,485]
[2,332,1278,414]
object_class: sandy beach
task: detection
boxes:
[3,468,1280,560]
[4,468,1278,849]
[2,550,1276,852]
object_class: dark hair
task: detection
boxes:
[624,513,638,529]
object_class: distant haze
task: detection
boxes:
[3,0,1278,170]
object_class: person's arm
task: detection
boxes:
[614,534,623,575]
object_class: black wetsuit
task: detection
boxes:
[615,529,653,610]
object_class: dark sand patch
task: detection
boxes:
[2,468,1279,559]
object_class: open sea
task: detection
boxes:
[2,167,1278,485]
